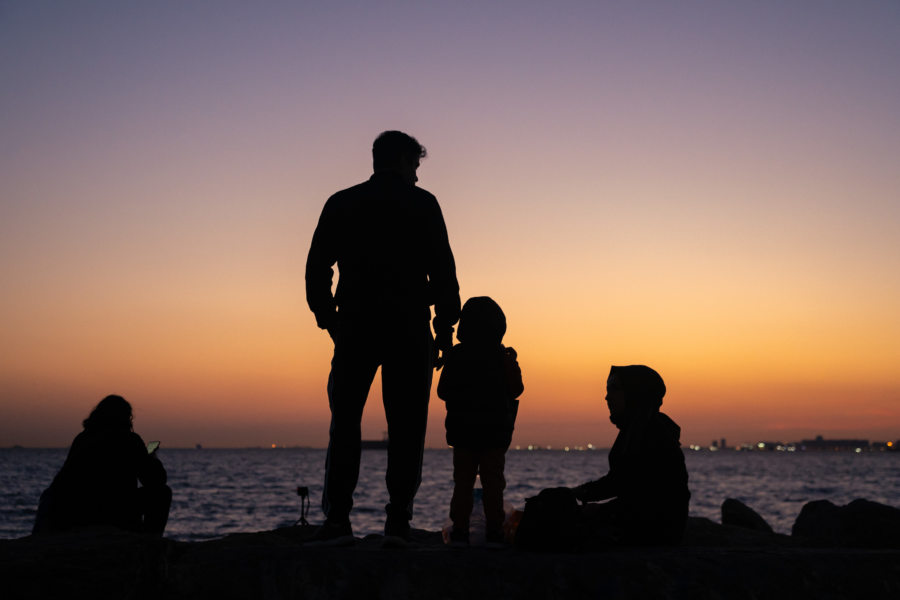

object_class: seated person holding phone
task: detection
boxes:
[33,395,171,536]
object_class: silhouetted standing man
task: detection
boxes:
[306,131,460,544]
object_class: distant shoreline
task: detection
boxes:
[4,445,898,452]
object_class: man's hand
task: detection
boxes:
[319,311,339,343]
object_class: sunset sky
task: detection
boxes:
[2,1,899,449]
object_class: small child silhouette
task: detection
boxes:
[437,296,524,546]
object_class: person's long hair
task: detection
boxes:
[82,395,134,432]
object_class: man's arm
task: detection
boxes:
[426,198,460,362]
[305,198,339,333]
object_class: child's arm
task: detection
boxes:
[502,346,524,399]
[435,349,458,402]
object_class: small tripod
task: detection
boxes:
[295,486,310,526]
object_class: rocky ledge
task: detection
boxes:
[3,504,900,599]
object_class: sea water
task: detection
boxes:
[2,448,898,541]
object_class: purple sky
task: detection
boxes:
[2,1,899,447]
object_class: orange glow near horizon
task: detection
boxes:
[2,3,899,449]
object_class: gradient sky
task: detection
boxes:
[2,1,899,448]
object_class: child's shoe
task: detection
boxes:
[486,526,506,549]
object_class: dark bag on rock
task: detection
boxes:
[514,487,583,552]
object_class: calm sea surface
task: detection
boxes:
[1,448,898,541]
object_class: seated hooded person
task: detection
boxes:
[573,365,690,546]
[33,395,171,536]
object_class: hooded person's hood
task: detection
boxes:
[653,411,682,444]
[608,365,666,427]
[457,296,506,345]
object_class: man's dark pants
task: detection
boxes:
[323,314,433,524]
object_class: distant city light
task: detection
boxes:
[508,435,895,452]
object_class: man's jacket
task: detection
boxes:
[306,172,460,332]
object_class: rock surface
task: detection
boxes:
[721,497,774,533]
[3,518,899,599]
[792,498,900,548]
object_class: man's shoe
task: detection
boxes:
[383,515,411,547]
[305,519,354,547]
[449,526,469,548]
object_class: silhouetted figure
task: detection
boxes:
[572,365,689,546]
[33,395,171,536]
[438,296,524,546]
[305,131,461,544]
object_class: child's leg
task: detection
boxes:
[449,447,478,532]
[478,448,507,534]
